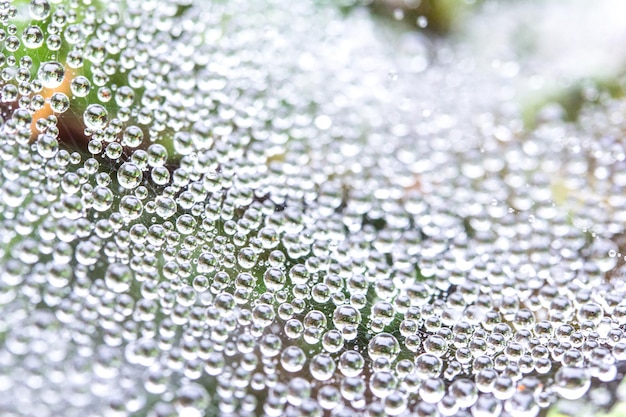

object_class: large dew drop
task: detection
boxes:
[83,104,108,130]
[37,61,65,88]
[554,367,591,400]
[104,263,133,293]
[29,0,51,20]
[117,162,142,189]
[22,25,44,49]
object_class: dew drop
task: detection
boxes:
[554,367,591,400]
[71,76,91,97]
[22,25,44,49]
[368,333,400,362]
[105,263,132,293]
[37,61,64,89]
[29,0,51,20]
[117,162,143,190]
[281,345,306,372]
[84,104,108,130]
[36,133,59,158]
[49,92,70,113]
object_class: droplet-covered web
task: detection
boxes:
[0,0,626,416]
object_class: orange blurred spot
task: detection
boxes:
[403,174,422,193]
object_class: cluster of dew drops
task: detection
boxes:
[1,0,626,416]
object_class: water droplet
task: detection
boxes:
[49,92,70,113]
[71,76,91,97]
[29,0,51,20]
[105,263,132,293]
[174,383,210,417]
[36,133,59,158]
[281,346,306,372]
[339,350,365,377]
[554,367,591,400]
[37,61,64,88]
[118,162,143,190]
[22,25,44,49]
[368,333,400,362]
[84,104,108,130]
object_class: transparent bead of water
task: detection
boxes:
[368,333,400,362]
[310,353,336,381]
[333,305,361,330]
[36,133,59,158]
[419,378,445,404]
[370,370,398,398]
[84,104,108,130]
[37,61,64,88]
[174,383,210,417]
[71,76,91,97]
[280,345,306,372]
[415,353,443,379]
[119,195,143,220]
[29,0,51,20]
[123,125,144,148]
[117,162,143,190]
[339,350,365,377]
[318,385,341,410]
[49,92,70,113]
[105,263,132,293]
[471,394,502,417]
[448,379,478,408]
[322,329,344,353]
[22,25,44,49]
[115,85,135,107]
[553,367,591,400]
